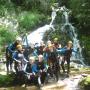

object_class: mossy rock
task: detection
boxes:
[79,76,90,90]
[79,67,90,71]
[0,73,15,87]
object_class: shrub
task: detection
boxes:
[79,76,90,90]
[0,74,15,87]
[0,25,17,52]
[18,11,46,34]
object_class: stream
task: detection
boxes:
[41,75,83,90]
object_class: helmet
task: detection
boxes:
[34,43,39,48]
[16,44,22,49]
[48,44,53,48]
[47,40,51,44]
[54,38,58,41]
[68,41,73,44]
[29,56,35,61]
[29,56,35,60]
[16,37,22,41]
[38,55,43,58]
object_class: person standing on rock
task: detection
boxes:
[37,55,47,86]
[61,41,73,74]
[56,41,73,74]
[6,37,22,74]
[12,44,28,73]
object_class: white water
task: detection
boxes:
[59,75,82,90]
[41,74,88,90]
[26,6,66,46]
[27,25,51,45]
[26,6,59,46]
[61,7,85,66]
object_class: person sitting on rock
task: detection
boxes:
[25,56,38,85]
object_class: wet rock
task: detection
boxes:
[0,86,39,90]
[81,74,88,77]
[41,81,66,90]
[79,76,90,90]
[0,71,7,75]
[26,86,40,90]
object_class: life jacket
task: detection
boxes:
[48,51,58,64]
[54,42,59,49]
[37,61,45,70]
[38,46,44,55]
[25,62,32,73]
[7,42,19,55]
[12,51,22,62]
[64,47,72,57]
[31,63,38,73]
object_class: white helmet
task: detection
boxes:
[16,37,22,41]
[68,41,73,44]
[47,40,51,45]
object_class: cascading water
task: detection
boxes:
[26,6,58,46]
[61,6,85,66]
[26,6,85,66]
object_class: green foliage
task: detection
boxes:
[81,36,90,50]
[80,36,90,64]
[43,28,71,46]
[79,76,90,90]
[68,0,90,33]
[18,11,46,34]
[0,0,16,16]
[85,76,90,85]
[0,74,14,87]
[0,25,17,46]
[11,0,55,14]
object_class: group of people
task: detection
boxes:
[6,36,74,86]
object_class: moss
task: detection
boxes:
[79,67,90,71]
[84,77,90,85]
[79,76,90,90]
[0,74,15,87]
[18,11,47,34]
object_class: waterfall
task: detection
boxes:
[26,6,58,46]
[26,6,85,65]
[61,6,85,65]
[50,6,59,26]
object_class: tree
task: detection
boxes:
[0,26,17,46]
